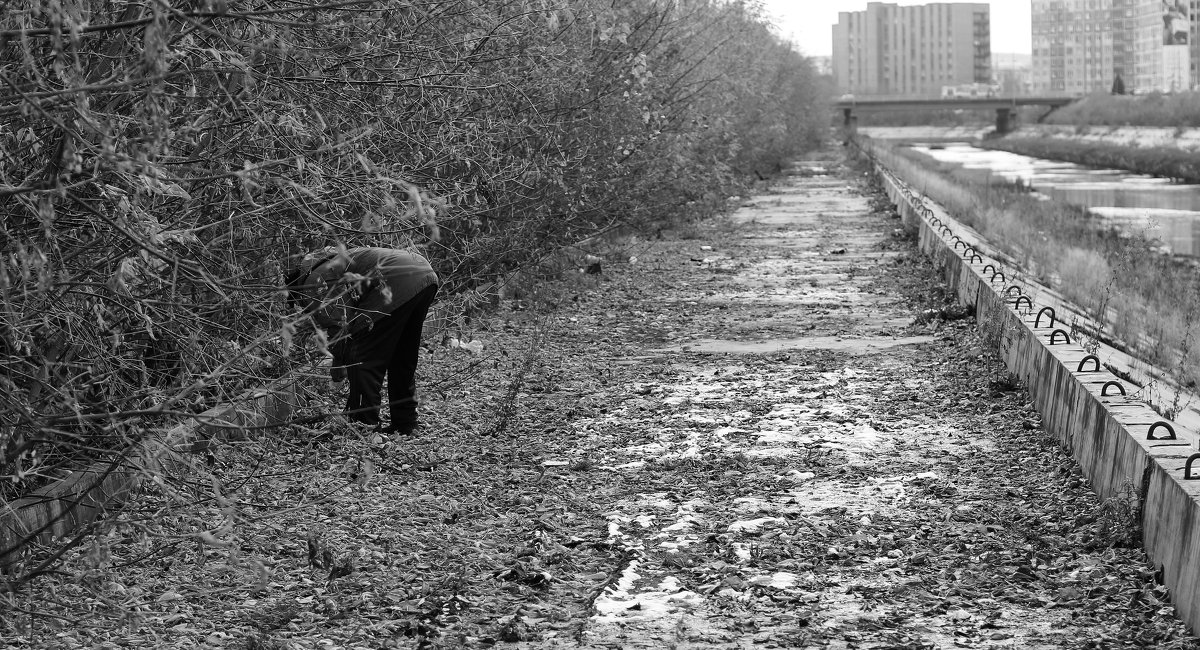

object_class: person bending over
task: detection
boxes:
[285,246,439,435]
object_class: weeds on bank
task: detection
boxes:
[865,140,1200,392]
[1094,481,1141,549]
[984,136,1200,183]
[1044,91,1200,129]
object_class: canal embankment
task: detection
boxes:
[863,122,1200,182]
[982,126,1200,184]
[1007,124,1200,152]
[865,122,1200,152]
[861,136,1200,634]
[867,138,1200,408]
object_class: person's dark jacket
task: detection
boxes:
[289,247,438,341]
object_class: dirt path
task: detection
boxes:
[7,149,1198,649]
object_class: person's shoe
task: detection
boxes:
[344,412,380,425]
[387,423,419,437]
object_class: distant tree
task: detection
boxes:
[1112,73,1127,95]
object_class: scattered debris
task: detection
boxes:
[446,337,484,354]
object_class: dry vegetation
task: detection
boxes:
[0,0,828,588]
[864,140,1200,393]
[1046,90,1200,128]
[983,137,1200,183]
[982,92,1200,181]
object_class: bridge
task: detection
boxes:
[835,95,1080,135]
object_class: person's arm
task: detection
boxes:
[329,337,350,382]
[307,255,364,334]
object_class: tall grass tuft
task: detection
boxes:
[866,139,1200,390]
[1055,248,1113,319]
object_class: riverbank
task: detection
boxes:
[858,125,993,142]
[1010,124,1200,152]
[983,126,1200,183]
[3,148,1195,648]
[869,137,1200,400]
[862,117,1200,153]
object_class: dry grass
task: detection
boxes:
[865,139,1200,390]
[984,137,1200,183]
[1047,91,1200,128]
[1054,247,1113,319]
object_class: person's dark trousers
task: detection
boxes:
[345,283,438,431]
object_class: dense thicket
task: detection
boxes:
[0,1,825,505]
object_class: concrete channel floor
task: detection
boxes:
[547,154,1197,648]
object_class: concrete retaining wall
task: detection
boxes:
[0,380,297,569]
[871,156,1200,631]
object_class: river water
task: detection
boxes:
[910,143,1200,257]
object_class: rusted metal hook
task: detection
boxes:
[1034,306,1056,328]
[1185,453,1200,479]
[1076,354,1100,372]
[1148,421,1177,441]
[1049,329,1071,345]
[1100,381,1125,397]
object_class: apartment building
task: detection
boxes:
[832,2,991,97]
[1032,0,1190,94]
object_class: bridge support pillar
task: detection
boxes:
[995,107,1014,135]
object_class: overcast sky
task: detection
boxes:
[761,0,1033,57]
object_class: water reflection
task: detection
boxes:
[910,143,1200,256]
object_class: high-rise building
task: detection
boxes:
[1032,0,1191,95]
[832,2,991,97]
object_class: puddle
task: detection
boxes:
[591,562,704,623]
[749,571,799,589]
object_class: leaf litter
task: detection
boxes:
[3,151,1198,649]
